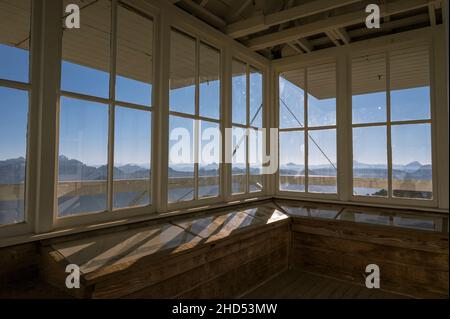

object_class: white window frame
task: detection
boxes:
[276,62,339,200]
[52,0,159,229]
[167,28,224,210]
[349,44,438,208]
[227,55,271,200]
[2,2,446,248]
[273,27,446,211]
[0,0,39,239]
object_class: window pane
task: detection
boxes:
[170,30,195,115]
[308,129,337,193]
[279,71,305,129]
[308,63,336,127]
[390,47,430,121]
[352,54,386,124]
[58,97,109,217]
[115,6,153,107]
[168,116,194,203]
[392,124,432,199]
[353,126,388,197]
[61,0,111,98]
[0,87,28,225]
[199,121,220,198]
[199,43,220,119]
[279,131,305,192]
[249,129,263,193]
[249,68,263,128]
[114,107,151,209]
[232,60,246,125]
[0,0,30,83]
[232,127,247,194]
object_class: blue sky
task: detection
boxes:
[0,44,433,170]
[279,76,432,166]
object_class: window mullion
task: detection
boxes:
[194,38,200,200]
[107,0,118,212]
[246,64,250,194]
[304,68,309,193]
[386,51,393,200]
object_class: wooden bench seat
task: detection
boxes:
[40,202,290,298]
[2,199,444,299]
[276,200,449,298]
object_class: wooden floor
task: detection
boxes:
[242,269,409,299]
[0,280,72,299]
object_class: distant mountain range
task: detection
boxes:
[0,157,26,184]
[279,161,432,180]
[0,156,432,184]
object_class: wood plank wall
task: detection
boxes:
[0,243,39,286]
[290,217,449,298]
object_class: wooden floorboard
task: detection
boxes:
[242,269,409,299]
[0,280,72,299]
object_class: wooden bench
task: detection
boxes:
[1,199,447,299]
[40,201,290,298]
[276,199,449,298]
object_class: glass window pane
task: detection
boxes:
[0,87,28,225]
[114,107,151,209]
[115,5,153,107]
[199,43,220,119]
[390,47,431,121]
[199,121,220,199]
[392,124,432,200]
[279,131,305,192]
[61,0,111,98]
[308,63,336,127]
[57,97,109,217]
[170,30,195,115]
[279,71,305,129]
[232,127,247,194]
[352,54,386,124]
[168,116,194,203]
[232,60,247,125]
[249,68,263,128]
[308,129,337,194]
[353,126,388,197]
[249,129,263,193]
[0,0,31,83]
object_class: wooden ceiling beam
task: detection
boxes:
[177,0,227,29]
[295,39,313,53]
[246,0,433,51]
[309,13,429,47]
[428,2,436,25]
[286,42,304,54]
[325,30,341,46]
[226,0,361,38]
[334,27,350,44]
[226,0,253,23]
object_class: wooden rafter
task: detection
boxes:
[177,0,226,29]
[246,0,434,51]
[308,13,430,47]
[334,27,350,44]
[226,0,361,38]
[428,2,436,25]
[286,42,303,54]
[295,39,313,53]
[325,30,341,46]
[226,0,253,23]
